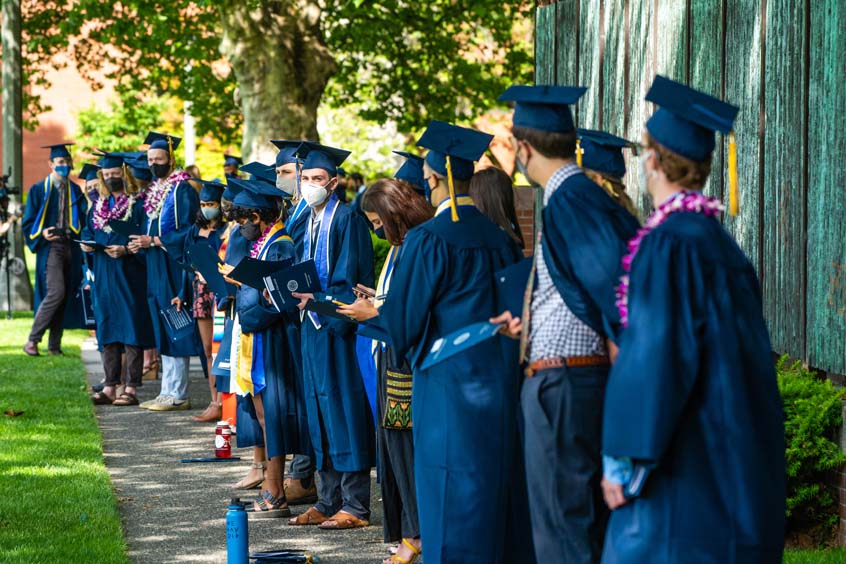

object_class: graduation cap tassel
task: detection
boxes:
[168,136,174,162]
[728,132,738,216]
[575,138,583,168]
[445,155,459,222]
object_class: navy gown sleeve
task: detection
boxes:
[542,183,639,340]
[602,228,704,462]
[21,182,46,253]
[160,181,200,248]
[238,239,296,333]
[379,227,442,366]
[314,210,374,336]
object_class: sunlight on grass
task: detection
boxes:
[0,315,127,563]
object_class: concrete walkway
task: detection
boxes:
[83,339,390,563]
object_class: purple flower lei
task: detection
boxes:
[250,223,277,259]
[616,191,724,328]
[92,192,133,230]
[143,171,192,218]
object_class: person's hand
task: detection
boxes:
[601,478,628,510]
[43,227,59,242]
[338,298,379,322]
[607,339,620,365]
[170,296,183,312]
[129,234,153,249]
[262,288,272,304]
[490,310,522,339]
[80,244,95,253]
[105,245,126,259]
[218,263,234,276]
[352,284,376,301]
[291,292,314,311]
[196,271,207,284]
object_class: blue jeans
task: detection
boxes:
[160,355,189,400]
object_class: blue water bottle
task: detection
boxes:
[226,497,249,564]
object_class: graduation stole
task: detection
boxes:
[301,193,340,328]
[616,190,723,328]
[374,245,398,309]
[435,195,475,218]
[288,197,309,226]
[29,176,82,238]
[237,220,292,396]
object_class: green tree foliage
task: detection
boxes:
[76,93,170,153]
[22,1,532,146]
[777,356,846,538]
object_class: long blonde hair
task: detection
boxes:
[585,168,638,217]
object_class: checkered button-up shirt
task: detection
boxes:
[528,164,606,362]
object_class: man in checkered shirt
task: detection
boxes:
[493,85,640,564]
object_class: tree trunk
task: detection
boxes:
[219,0,335,163]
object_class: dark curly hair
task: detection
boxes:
[229,206,280,225]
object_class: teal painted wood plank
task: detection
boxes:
[555,0,580,85]
[762,0,807,358]
[654,0,689,81]
[535,5,556,84]
[807,0,846,374]
[688,0,724,200]
[722,0,764,274]
[577,0,602,129]
[624,0,656,218]
[601,0,628,137]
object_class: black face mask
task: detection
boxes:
[374,226,386,240]
[151,162,171,179]
[240,221,262,241]
[105,177,124,193]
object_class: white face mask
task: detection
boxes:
[276,176,297,196]
[301,180,331,208]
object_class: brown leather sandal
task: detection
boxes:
[317,510,370,530]
[112,393,139,406]
[287,507,328,526]
[91,391,114,405]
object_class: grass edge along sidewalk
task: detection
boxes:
[0,314,127,563]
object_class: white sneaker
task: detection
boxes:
[139,395,173,410]
[147,396,191,412]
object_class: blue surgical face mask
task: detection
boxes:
[54,165,71,178]
[201,207,220,221]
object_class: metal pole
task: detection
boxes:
[2,0,33,312]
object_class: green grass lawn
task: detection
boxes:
[0,314,126,563]
[785,549,846,563]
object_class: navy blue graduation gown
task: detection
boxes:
[541,173,640,340]
[80,198,154,348]
[237,234,311,460]
[601,212,785,563]
[300,203,376,472]
[21,177,88,329]
[379,205,534,564]
[142,180,201,357]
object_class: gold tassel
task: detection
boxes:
[167,136,174,162]
[576,138,583,168]
[446,155,459,222]
[728,132,738,216]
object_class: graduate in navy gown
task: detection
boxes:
[82,152,154,406]
[269,139,319,507]
[577,128,638,217]
[379,121,532,564]
[219,178,310,519]
[127,132,201,412]
[287,142,376,530]
[600,76,785,564]
[22,143,88,356]
[492,86,640,564]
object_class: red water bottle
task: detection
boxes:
[215,421,232,458]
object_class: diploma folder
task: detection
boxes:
[228,257,294,290]
[159,305,194,342]
[107,219,143,238]
[303,297,351,321]
[187,242,235,298]
[264,260,322,312]
[421,321,502,371]
[72,239,105,252]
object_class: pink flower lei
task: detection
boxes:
[616,191,724,328]
[143,171,192,218]
[250,223,277,259]
[92,192,133,230]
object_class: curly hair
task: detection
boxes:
[646,133,713,189]
[229,206,280,225]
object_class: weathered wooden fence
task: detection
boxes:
[534,0,846,376]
